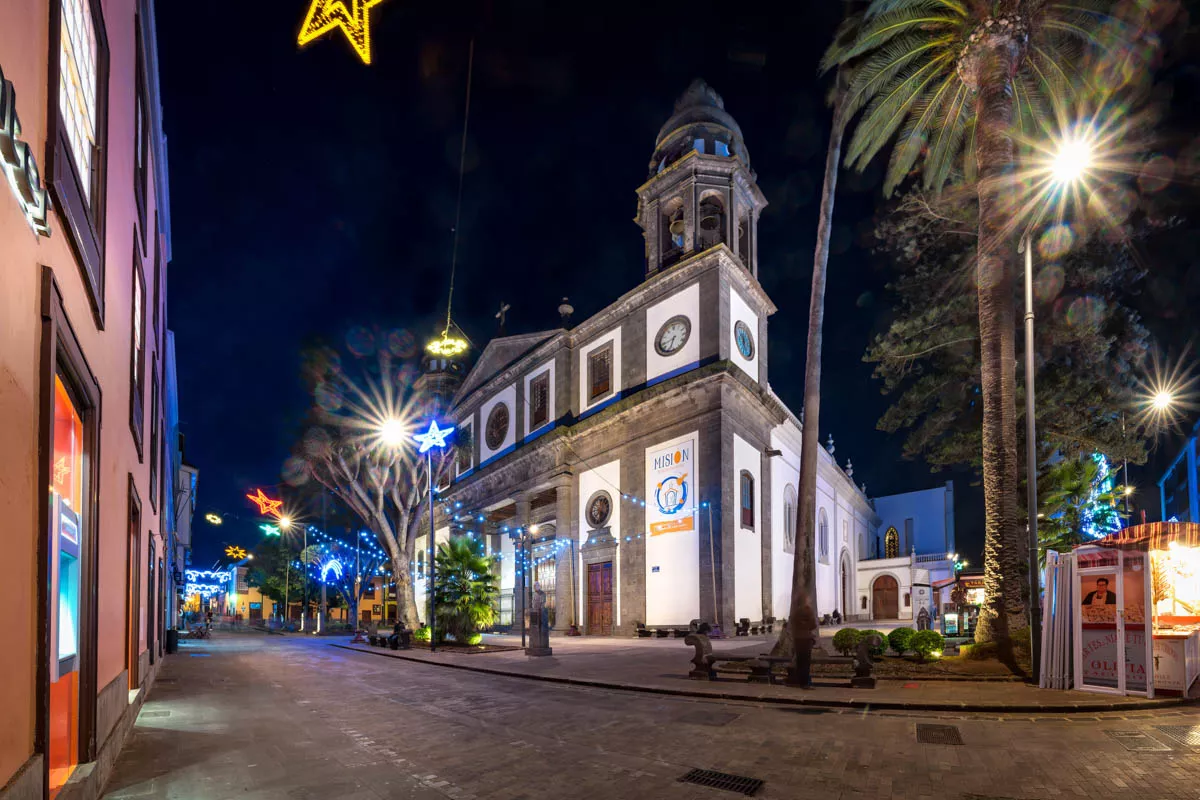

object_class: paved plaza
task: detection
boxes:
[102,633,1200,800]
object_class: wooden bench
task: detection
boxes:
[684,633,880,688]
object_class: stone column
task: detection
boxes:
[513,494,533,632]
[553,475,576,632]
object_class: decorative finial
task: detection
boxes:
[558,297,574,327]
[495,301,512,336]
[860,482,868,494]
[825,434,835,455]
[845,458,853,479]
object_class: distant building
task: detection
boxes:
[856,483,956,623]
[1159,419,1199,523]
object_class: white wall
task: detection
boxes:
[579,327,623,414]
[728,287,759,383]
[814,478,838,615]
[646,281,701,383]
[732,433,762,620]
[412,526,451,614]
[523,358,555,439]
[872,484,953,557]
[645,432,699,625]
[479,383,517,463]
[578,460,621,628]
[770,430,799,619]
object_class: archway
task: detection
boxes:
[872,575,899,620]
[839,551,852,616]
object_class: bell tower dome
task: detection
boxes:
[636,80,767,279]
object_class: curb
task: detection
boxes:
[328,643,1196,714]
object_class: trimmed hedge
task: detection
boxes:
[911,630,945,661]
[859,630,888,658]
[413,626,431,643]
[887,626,916,656]
[831,628,862,655]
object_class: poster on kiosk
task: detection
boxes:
[1074,546,1153,696]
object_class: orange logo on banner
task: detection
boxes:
[650,517,694,536]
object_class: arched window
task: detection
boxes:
[698,192,725,250]
[885,526,899,559]
[783,484,797,554]
[740,470,754,529]
[818,509,829,563]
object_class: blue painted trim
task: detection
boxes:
[646,360,701,388]
[456,467,474,480]
[579,392,623,421]
[478,441,519,471]
[522,419,557,445]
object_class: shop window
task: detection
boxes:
[740,471,754,529]
[133,23,148,240]
[126,478,141,689]
[49,0,110,321]
[52,375,84,674]
[529,371,550,429]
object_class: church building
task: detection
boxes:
[418,81,942,635]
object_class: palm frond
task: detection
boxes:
[842,34,952,122]
[865,0,968,19]
[921,81,969,192]
[824,10,961,70]
[845,55,954,170]
[883,74,957,194]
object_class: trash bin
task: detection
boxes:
[165,628,179,654]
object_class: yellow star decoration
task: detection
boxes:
[297,0,384,65]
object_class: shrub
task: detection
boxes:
[464,632,483,645]
[434,537,500,645]
[859,630,888,658]
[887,627,916,656]
[911,630,946,661]
[413,626,431,643]
[832,628,862,655]
[963,641,997,660]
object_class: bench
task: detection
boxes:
[368,629,412,650]
[684,633,879,688]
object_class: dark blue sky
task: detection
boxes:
[158,1,1199,566]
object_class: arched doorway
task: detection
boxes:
[872,575,899,619]
[839,551,852,616]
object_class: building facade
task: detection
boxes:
[0,2,176,797]
[856,483,956,622]
[420,82,876,636]
[1159,419,1199,524]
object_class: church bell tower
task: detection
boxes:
[636,80,767,279]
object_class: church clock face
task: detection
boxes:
[734,320,755,360]
[654,315,691,357]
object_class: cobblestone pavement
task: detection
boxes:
[103,634,1200,800]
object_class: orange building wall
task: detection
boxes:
[0,0,170,790]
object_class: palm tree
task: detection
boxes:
[823,0,1113,649]
[433,536,499,645]
[1037,454,1125,565]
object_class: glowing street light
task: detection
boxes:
[1152,391,1176,412]
[1050,135,1094,185]
[379,417,408,447]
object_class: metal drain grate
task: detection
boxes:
[1105,730,1171,752]
[916,724,964,745]
[678,768,763,796]
[1156,726,1200,747]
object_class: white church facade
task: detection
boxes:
[412,82,955,634]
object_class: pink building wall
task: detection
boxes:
[0,1,171,795]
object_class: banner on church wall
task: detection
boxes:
[647,438,695,536]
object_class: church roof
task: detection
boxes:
[453,329,561,406]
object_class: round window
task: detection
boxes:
[734,320,755,360]
[485,403,510,450]
[586,491,613,528]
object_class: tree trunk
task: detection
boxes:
[391,552,421,629]
[783,73,846,664]
[971,33,1028,651]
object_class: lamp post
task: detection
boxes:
[412,419,455,653]
[1019,131,1095,682]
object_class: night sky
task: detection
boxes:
[158,1,1200,567]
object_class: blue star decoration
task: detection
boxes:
[413,419,455,453]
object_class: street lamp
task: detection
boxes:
[412,418,455,653]
[1019,130,1095,682]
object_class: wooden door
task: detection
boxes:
[586,562,613,635]
[872,575,899,619]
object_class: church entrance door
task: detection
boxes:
[586,562,613,635]
[872,575,899,619]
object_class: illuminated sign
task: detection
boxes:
[185,582,224,598]
[185,569,231,583]
[225,545,248,560]
[321,558,344,583]
[260,523,280,536]
[246,488,283,518]
[298,0,384,65]
[0,66,50,236]
[413,419,455,454]
[647,439,695,536]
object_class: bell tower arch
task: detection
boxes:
[636,80,767,279]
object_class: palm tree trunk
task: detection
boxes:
[785,73,847,664]
[970,35,1028,650]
